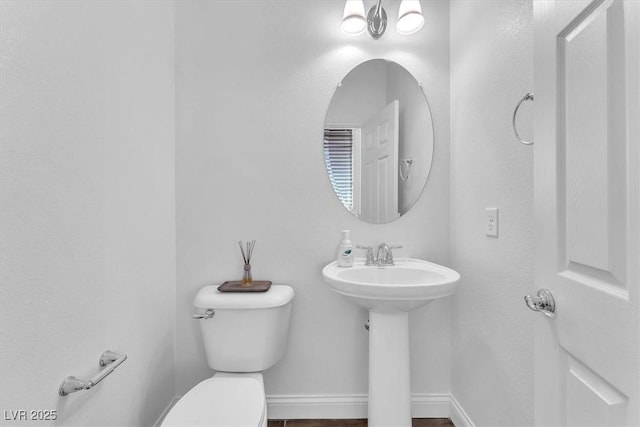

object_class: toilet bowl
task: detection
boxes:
[161,284,294,427]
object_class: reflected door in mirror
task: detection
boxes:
[361,100,399,223]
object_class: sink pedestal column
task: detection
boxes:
[368,310,411,427]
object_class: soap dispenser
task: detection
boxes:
[337,230,354,267]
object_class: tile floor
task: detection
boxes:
[267,418,455,427]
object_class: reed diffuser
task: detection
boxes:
[238,240,256,287]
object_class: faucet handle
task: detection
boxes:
[357,245,375,265]
[385,245,403,265]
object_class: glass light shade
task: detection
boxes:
[396,0,425,35]
[342,0,366,35]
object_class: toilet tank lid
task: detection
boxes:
[194,284,294,309]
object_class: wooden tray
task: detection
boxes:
[217,280,272,293]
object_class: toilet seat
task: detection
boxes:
[161,374,266,427]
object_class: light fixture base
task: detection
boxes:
[367,4,387,39]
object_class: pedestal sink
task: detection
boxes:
[322,258,460,427]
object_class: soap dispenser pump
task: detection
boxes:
[337,230,354,267]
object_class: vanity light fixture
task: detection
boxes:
[396,0,425,35]
[341,0,367,35]
[341,0,424,39]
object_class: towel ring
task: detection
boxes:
[512,92,534,145]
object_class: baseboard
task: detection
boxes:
[266,393,369,419]
[411,393,454,418]
[266,393,471,425]
[448,394,476,427]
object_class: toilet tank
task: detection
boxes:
[193,284,294,372]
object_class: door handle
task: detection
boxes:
[524,289,555,318]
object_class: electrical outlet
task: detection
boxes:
[486,208,499,237]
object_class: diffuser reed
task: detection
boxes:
[238,240,256,287]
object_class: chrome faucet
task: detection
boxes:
[358,242,402,266]
[376,242,390,264]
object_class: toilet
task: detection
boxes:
[161,284,295,427]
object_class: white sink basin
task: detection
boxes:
[322,258,460,312]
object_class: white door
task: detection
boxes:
[533,1,639,426]
[360,100,399,223]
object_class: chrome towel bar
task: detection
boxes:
[59,350,127,396]
[512,92,534,145]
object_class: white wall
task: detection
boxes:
[450,1,534,426]
[325,59,388,126]
[175,0,451,408]
[0,1,539,424]
[0,2,176,426]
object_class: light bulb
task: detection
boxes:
[342,0,366,35]
[396,0,424,35]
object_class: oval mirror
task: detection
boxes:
[323,59,434,224]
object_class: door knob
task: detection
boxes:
[524,289,555,317]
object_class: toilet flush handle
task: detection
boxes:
[192,308,215,319]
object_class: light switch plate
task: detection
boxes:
[486,207,499,237]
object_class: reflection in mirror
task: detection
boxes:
[324,59,434,224]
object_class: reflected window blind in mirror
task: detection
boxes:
[324,129,354,211]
